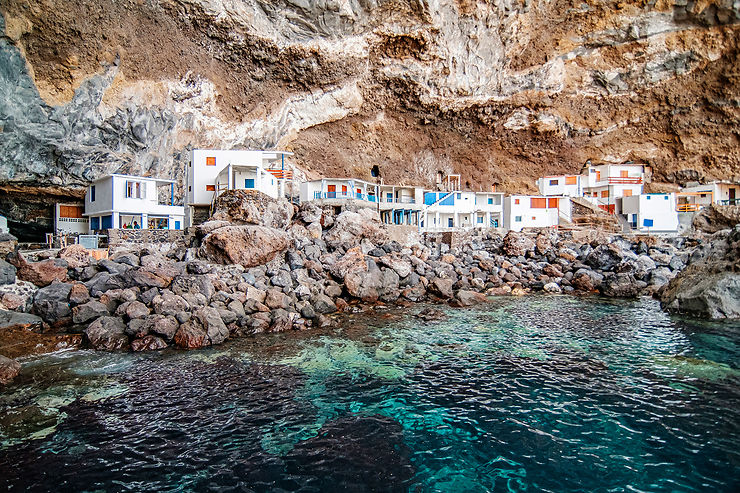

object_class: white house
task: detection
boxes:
[186,149,293,226]
[299,178,379,208]
[678,181,739,211]
[378,184,424,226]
[84,174,184,233]
[503,195,571,232]
[581,162,647,213]
[55,203,88,235]
[537,174,582,197]
[620,194,679,232]
[419,191,504,231]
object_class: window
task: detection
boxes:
[457,193,461,199]
[646,195,651,200]
[620,170,629,178]
[664,195,669,200]
[623,190,632,197]
[59,205,83,218]
[601,190,609,198]
[549,179,559,186]
[126,181,145,199]
[245,179,255,189]
[90,185,96,202]
[595,171,601,181]
[488,198,493,205]
[565,176,577,185]
[531,197,547,208]
[548,198,558,208]
[515,216,522,222]
[514,199,520,205]
[206,157,216,166]
[90,217,100,230]
[477,216,483,224]
[206,185,216,191]
[448,218,453,227]
[532,216,536,220]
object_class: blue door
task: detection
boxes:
[448,217,453,227]
[90,217,100,230]
[245,179,255,189]
[175,221,181,230]
[101,215,112,229]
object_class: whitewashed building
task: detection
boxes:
[620,194,679,232]
[186,149,293,226]
[678,181,739,211]
[581,162,647,213]
[379,184,423,226]
[503,195,571,232]
[299,178,379,208]
[55,203,88,235]
[419,191,504,231]
[536,174,582,197]
[84,174,184,233]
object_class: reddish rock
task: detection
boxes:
[201,225,289,268]
[502,231,535,257]
[328,247,367,281]
[9,253,67,287]
[0,293,25,311]
[58,244,92,268]
[68,282,91,305]
[572,273,595,292]
[0,354,21,385]
[174,320,207,349]
[131,335,168,352]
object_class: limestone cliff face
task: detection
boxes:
[1,0,738,199]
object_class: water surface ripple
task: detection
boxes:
[1,297,739,492]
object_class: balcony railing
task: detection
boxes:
[676,203,701,212]
[607,177,643,184]
[719,199,739,206]
[382,197,416,204]
[314,191,377,202]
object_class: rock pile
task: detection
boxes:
[0,201,711,353]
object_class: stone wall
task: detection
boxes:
[107,229,185,248]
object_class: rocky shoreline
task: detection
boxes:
[1,197,738,384]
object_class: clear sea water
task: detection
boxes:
[1,296,739,492]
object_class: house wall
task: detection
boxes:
[55,203,88,234]
[188,149,267,207]
[622,194,678,231]
[85,176,114,215]
[504,195,560,232]
[538,176,581,197]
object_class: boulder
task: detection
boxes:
[9,253,67,287]
[68,282,91,305]
[0,310,44,331]
[455,289,487,306]
[195,307,229,345]
[543,282,562,294]
[415,307,447,321]
[125,301,150,320]
[174,320,207,349]
[585,244,623,272]
[72,300,109,324]
[58,244,92,268]
[131,335,168,352]
[661,270,740,319]
[379,257,412,278]
[311,293,337,314]
[324,209,388,249]
[344,268,384,303]
[0,233,18,257]
[201,225,290,268]
[152,291,189,316]
[85,316,129,351]
[429,277,454,299]
[85,272,126,297]
[502,232,535,257]
[0,354,21,385]
[0,259,16,285]
[210,189,294,229]
[33,281,72,324]
[601,273,641,298]
[328,247,367,281]
[143,314,179,341]
[264,288,292,310]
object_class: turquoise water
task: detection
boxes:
[1,297,739,491]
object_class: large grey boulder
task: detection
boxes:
[195,307,229,345]
[72,300,109,324]
[33,281,72,324]
[586,244,623,272]
[661,271,740,319]
[324,209,388,249]
[85,316,129,351]
[0,260,16,285]
[311,293,337,314]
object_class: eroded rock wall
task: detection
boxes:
[0,0,738,203]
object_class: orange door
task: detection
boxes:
[595,171,601,181]
[327,184,336,197]
[342,185,347,194]
[328,185,336,192]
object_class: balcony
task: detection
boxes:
[607,177,643,185]
[719,198,739,206]
[382,197,416,204]
[313,191,377,202]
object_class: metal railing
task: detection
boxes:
[313,191,377,202]
[607,177,643,184]
[381,197,416,204]
[719,199,739,206]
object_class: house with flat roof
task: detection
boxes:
[580,162,648,213]
[536,174,582,197]
[186,149,294,226]
[620,194,678,232]
[503,195,571,232]
[419,190,505,231]
[678,181,739,211]
[84,174,184,233]
[378,184,423,226]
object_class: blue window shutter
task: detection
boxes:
[643,219,654,227]
[245,179,255,188]
[175,221,181,230]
